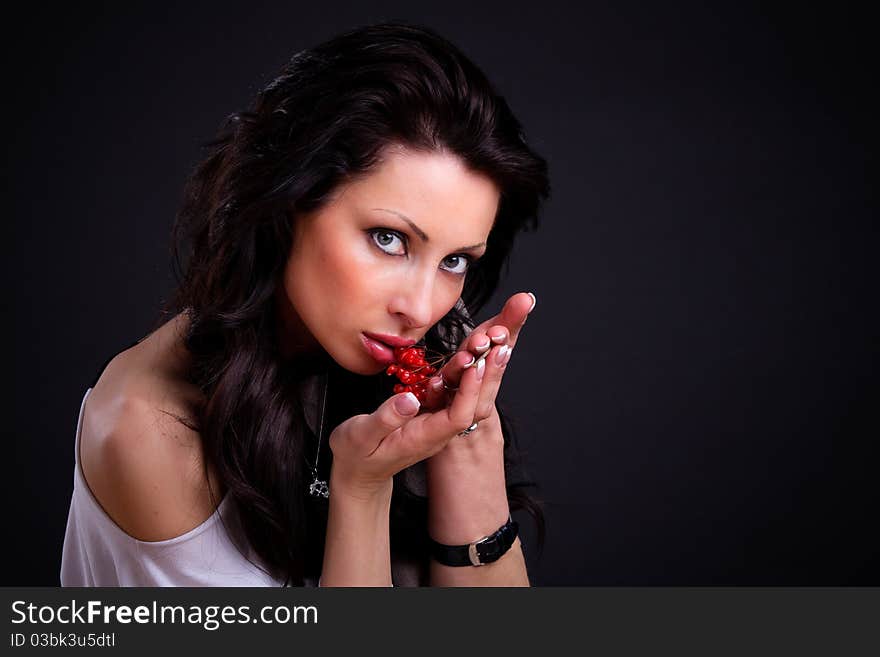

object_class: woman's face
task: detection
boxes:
[278,145,500,375]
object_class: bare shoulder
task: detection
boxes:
[80,315,224,542]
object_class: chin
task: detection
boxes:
[347,360,387,377]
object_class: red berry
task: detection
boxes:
[386,344,446,402]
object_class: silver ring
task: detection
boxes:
[458,422,478,437]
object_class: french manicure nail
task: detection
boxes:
[475,358,485,381]
[462,355,476,368]
[394,392,420,415]
[474,339,491,352]
[503,346,513,365]
[490,333,506,344]
[495,344,509,365]
[527,292,537,314]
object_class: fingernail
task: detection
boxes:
[394,392,420,415]
[490,333,506,344]
[475,358,485,381]
[462,354,476,368]
[503,346,513,365]
[474,339,491,353]
[495,344,509,366]
[430,376,444,392]
[527,292,537,314]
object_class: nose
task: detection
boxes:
[388,267,435,330]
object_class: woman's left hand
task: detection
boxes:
[419,291,535,552]
[419,291,536,422]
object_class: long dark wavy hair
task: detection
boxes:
[161,21,550,585]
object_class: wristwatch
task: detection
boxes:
[430,517,519,567]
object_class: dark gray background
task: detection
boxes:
[4,1,876,585]
[3,588,878,652]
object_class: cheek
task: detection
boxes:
[282,237,352,317]
[436,289,463,324]
[309,235,389,309]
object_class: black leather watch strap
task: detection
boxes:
[430,517,519,567]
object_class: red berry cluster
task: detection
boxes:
[386,346,439,402]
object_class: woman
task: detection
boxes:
[61,21,549,586]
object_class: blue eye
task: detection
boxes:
[369,229,406,256]
[367,228,474,277]
[441,254,471,276]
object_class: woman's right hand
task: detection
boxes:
[328,348,486,499]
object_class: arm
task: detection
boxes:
[319,377,485,587]
[421,292,537,586]
[319,475,394,586]
[426,408,530,586]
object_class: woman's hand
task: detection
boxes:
[327,345,488,500]
[421,291,535,585]
[420,291,536,421]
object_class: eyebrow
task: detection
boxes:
[372,208,487,252]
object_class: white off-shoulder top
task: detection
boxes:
[60,387,300,587]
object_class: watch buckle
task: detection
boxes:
[467,542,483,566]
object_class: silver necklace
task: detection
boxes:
[307,372,330,499]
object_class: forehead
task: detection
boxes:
[340,146,500,237]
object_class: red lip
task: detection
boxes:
[361,334,395,365]
[363,332,417,349]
